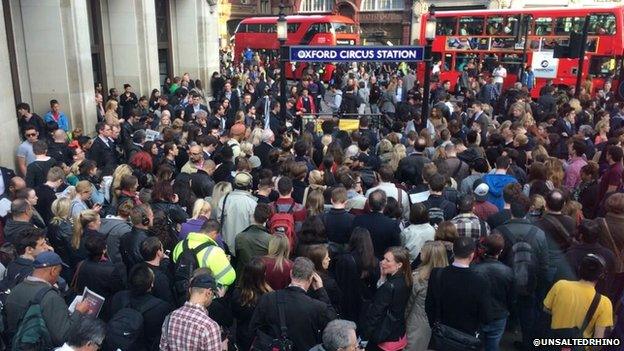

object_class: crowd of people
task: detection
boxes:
[0,53,623,351]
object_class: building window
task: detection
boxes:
[360,0,404,11]
[259,0,271,14]
[300,0,333,13]
[155,0,173,91]
[87,0,107,94]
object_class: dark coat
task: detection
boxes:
[321,209,354,245]
[146,261,175,305]
[250,286,337,351]
[109,290,173,350]
[73,258,124,319]
[0,167,16,197]
[472,257,515,320]
[254,142,274,169]
[364,273,410,343]
[25,158,56,188]
[4,219,37,244]
[151,201,189,225]
[352,212,401,260]
[88,136,118,176]
[119,227,150,274]
[189,169,215,198]
[425,266,493,335]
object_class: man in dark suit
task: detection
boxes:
[425,237,493,346]
[538,85,557,118]
[250,257,337,351]
[183,93,209,122]
[88,122,118,176]
[352,190,401,259]
[254,129,275,169]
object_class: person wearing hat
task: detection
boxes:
[6,251,90,348]
[160,273,226,351]
[544,253,613,340]
[217,171,257,253]
[472,180,499,221]
[172,219,235,287]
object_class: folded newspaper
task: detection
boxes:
[68,287,105,317]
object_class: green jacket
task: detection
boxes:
[234,224,272,276]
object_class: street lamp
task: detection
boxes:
[277,3,288,124]
[420,5,436,131]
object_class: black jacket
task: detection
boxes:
[254,142,274,169]
[1,167,16,197]
[89,136,119,176]
[119,92,138,118]
[472,258,515,320]
[352,212,401,260]
[47,142,73,166]
[34,184,57,225]
[74,258,124,319]
[1,257,34,289]
[397,153,431,185]
[364,273,410,343]
[26,158,56,188]
[151,202,189,225]
[119,227,150,274]
[423,194,457,222]
[146,261,175,305]
[109,290,173,349]
[250,286,337,351]
[322,209,354,245]
[425,266,493,335]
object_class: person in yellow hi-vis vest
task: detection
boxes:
[172,218,236,287]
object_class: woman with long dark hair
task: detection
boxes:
[304,244,342,311]
[363,246,412,350]
[332,227,379,326]
[231,257,273,351]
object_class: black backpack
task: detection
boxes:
[172,240,214,306]
[501,226,538,296]
[103,298,161,351]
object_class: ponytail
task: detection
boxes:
[72,210,99,250]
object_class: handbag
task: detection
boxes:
[370,281,398,344]
[429,269,483,351]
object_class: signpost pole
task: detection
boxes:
[518,15,531,84]
[575,15,590,99]
[420,5,436,130]
[277,3,288,123]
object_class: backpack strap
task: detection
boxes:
[286,201,296,214]
[219,193,230,229]
[542,214,573,246]
[580,291,602,335]
[275,291,289,340]
[434,268,444,323]
[17,286,54,326]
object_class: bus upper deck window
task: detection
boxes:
[436,17,457,35]
[588,14,616,35]
[459,17,484,36]
[555,17,585,35]
[535,18,553,35]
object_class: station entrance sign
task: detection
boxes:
[289,46,424,62]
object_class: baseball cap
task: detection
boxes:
[473,181,489,201]
[234,172,253,188]
[190,274,217,290]
[33,251,65,269]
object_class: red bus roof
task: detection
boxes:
[239,15,356,24]
[428,5,624,17]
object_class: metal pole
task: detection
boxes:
[280,43,287,122]
[420,40,432,131]
[518,16,531,84]
[575,15,590,99]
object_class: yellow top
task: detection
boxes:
[543,280,613,338]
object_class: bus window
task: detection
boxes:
[589,56,617,77]
[555,17,585,35]
[444,53,453,71]
[459,17,484,36]
[436,17,457,35]
[332,23,356,34]
[501,54,523,75]
[288,23,301,33]
[482,53,499,73]
[588,14,616,35]
[487,16,504,35]
[535,18,553,35]
[456,53,479,72]
[261,24,277,33]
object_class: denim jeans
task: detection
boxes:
[516,295,539,351]
[481,317,507,351]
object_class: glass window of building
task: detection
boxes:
[300,0,333,13]
[361,0,404,11]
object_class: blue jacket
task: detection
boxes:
[482,173,518,210]
[43,111,69,132]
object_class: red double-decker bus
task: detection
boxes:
[419,6,624,98]
[234,15,359,81]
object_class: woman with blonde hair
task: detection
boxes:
[71,181,102,218]
[104,100,119,126]
[107,164,134,204]
[48,197,74,266]
[389,144,407,172]
[378,139,394,166]
[405,241,449,351]
[594,120,610,145]
[207,181,232,220]
[178,199,212,240]
[301,170,326,206]
[70,209,101,266]
[262,234,293,290]
[239,141,254,158]
[249,127,264,146]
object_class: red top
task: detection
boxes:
[262,256,293,291]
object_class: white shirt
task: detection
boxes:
[0,172,4,196]
[365,182,410,220]
[493,66,507,84]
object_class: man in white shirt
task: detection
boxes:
[493,63,507,93]
[365,164,410,220]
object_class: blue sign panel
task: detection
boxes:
[289,46,424,62]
